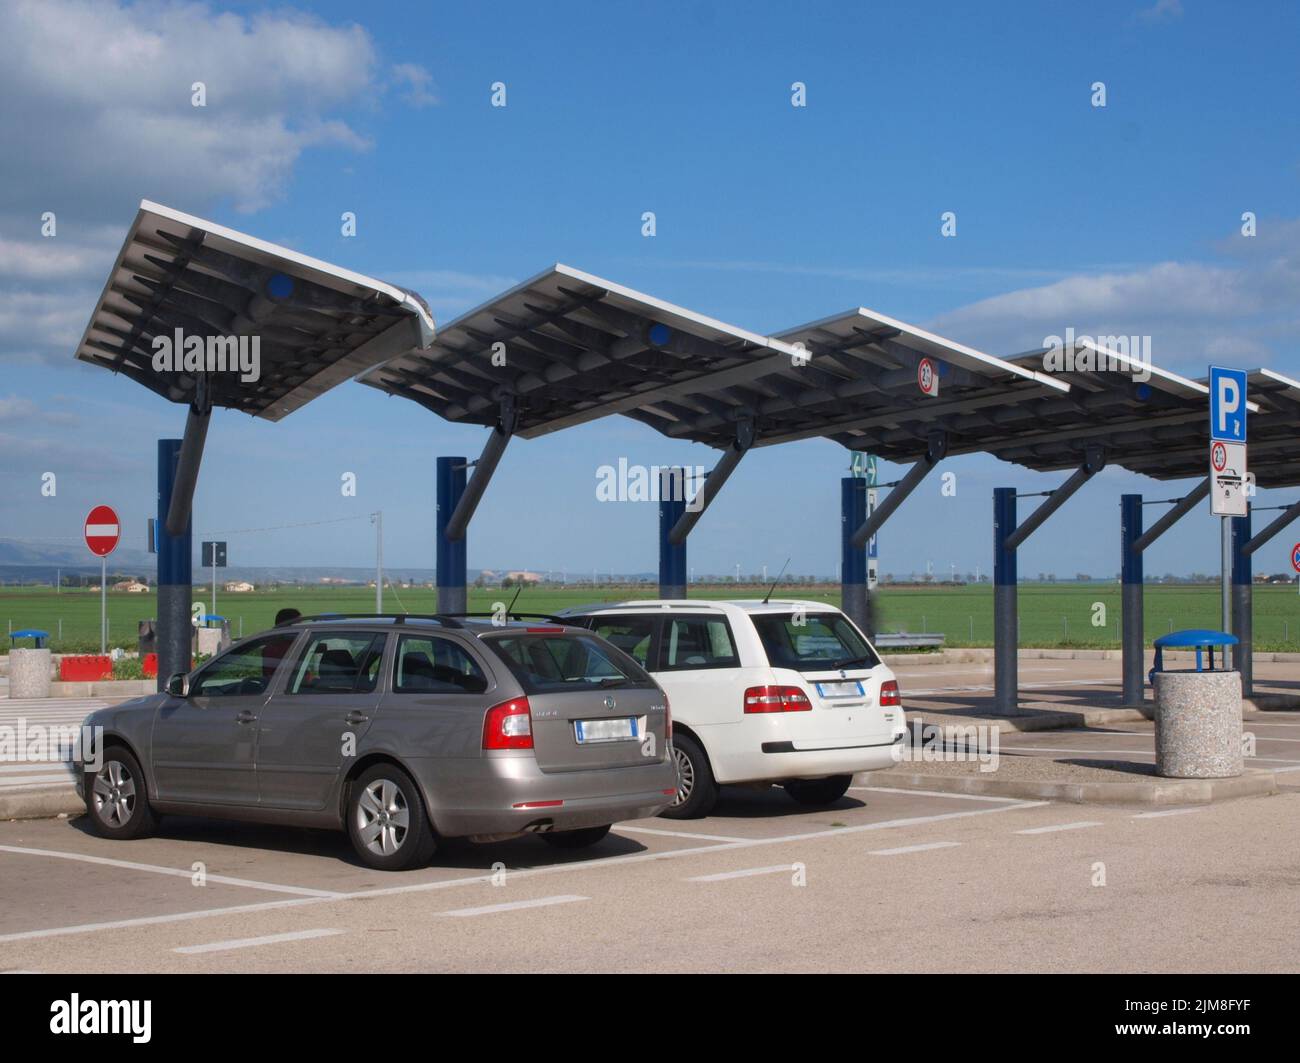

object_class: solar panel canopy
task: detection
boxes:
[75,201,435,421]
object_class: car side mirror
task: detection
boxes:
[166,672,190,697]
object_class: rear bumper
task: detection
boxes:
[406,754,677,838]
[720,731,907,784]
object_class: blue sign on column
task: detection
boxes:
[1209,366,1248,442]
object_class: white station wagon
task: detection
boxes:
[564,600,907,817]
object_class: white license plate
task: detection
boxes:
[815,681,865,698]
[574,717,638,743]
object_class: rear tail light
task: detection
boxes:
[879,680,901,706]
[483,697,533,749]
[664,692,672,739]
[743,685,812,713]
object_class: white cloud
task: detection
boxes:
[1135,0,1184,24]
[928,221,1300,376]
[392,63,438,108]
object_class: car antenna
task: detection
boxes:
[505,583,523,615]
[761,558,791,604]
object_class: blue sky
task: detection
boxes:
[2,0,1298,579]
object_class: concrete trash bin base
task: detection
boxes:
[1153,669,1242,778]
[9,648,52,698]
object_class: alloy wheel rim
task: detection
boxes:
[355,779,411,856]
[92,760,136,826]
[671,747,694,806]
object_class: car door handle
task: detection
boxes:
[344,711,369,726]
[235,710,258,724]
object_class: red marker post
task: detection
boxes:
[84,505,120,653]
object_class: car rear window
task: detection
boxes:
[485,632,656,694]
[751,613,880,672]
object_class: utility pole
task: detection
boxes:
[372,510,384,613]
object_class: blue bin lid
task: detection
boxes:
[10,629,49,640]
[1154,628,1239,648]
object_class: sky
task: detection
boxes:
[2,0,1298,580]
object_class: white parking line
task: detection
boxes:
[868,841,961,856]
[0,896,323,945]
[440,895,588,917]
[853,786,1023,803]
[686,864,797,882]
[1015,821,1103,835]
[0,799,1050,943]
[174,928,343,955]
[1002,746,1300,765]
[0,845,346,898]
[617,825,748,843]
[1131,808,1206,818]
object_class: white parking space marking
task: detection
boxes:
[903,678,1113,696]
[617,825,748,843]
[0,763,76,774]
[174,928,343,955]
[868,841,961,856]
[0,798,1050,943]
[686,864,797,882]
[0,845,346,898]
[0,776,75,788]
[1015,821,1103,835]
[1132,808,1206,818]
[1003,745,1300,765]
[853,786,1023,803]
[0,897,323,945]
[440,895,588,917]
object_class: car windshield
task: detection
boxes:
[751,612,880,672]
[487,632,655,694]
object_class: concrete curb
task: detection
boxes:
[871,767,1278,806]
[910,707,1150,734]
[0,789,82,821]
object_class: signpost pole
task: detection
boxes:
[100,555,107,654]
[211,557,217,620]
[1221,517,1232,669]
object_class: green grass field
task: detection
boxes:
[3,581,1298,654]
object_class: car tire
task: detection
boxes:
[783,774,853,806]
[539,824,612,849]
[84,746,157,840]
[346,764,437,871]
[661,733,718,819]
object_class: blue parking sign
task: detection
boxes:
[1209,366,1247,443]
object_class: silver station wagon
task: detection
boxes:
[77,614,676,870]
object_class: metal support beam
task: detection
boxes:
[1242,498,1300,556]
[163,403,210,537]
[1231,507,1253,695]
[993,487,1019,715]
[156,439,192,692]
[667,421,754,546]
[1120,494,1145,706]
[436,457,468,615]
[850,432,947,550]
[444,398,516,542]
[994,447,1106,715]
[1132,478,1210,554]
[1004,446,1106,552]
[841,478,872,637]
[659,468,688,599]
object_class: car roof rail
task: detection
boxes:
[279,613,464,629]
[439,611,570,625]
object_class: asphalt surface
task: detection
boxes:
[1,657,1297,973]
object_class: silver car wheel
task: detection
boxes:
[92,760,137,827]
[354,778,411,856]
[671,745,694,806]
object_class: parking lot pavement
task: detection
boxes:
[3,781,1298,973]
[0,699,108,801]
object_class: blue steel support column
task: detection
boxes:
[156,439,192,692]
[1231,505,1253,696]
[993,487,1019,715]
[1121,494,1145,706]
[437,457,467,615]
[841,477,870,636]
[659,468,687,599]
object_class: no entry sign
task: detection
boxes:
[1292,543,1300,574]
[84,505,120,557]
